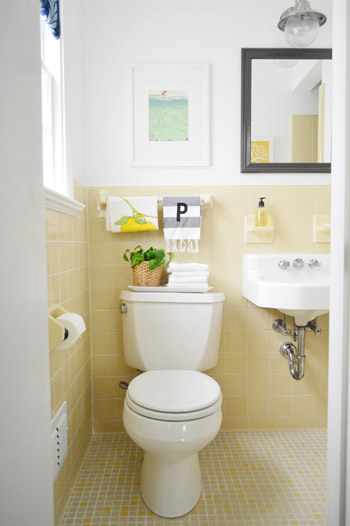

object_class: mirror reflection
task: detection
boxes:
[241,48,332,174]
[251,59,332,164]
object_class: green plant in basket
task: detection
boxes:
[123,245,174,271]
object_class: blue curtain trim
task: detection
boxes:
[40,0,61,40]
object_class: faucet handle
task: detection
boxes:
[278,259,290,270]
[272,318,291,335]
[306,318,321,336]
[293,258,304,269]
[308,259,321,269]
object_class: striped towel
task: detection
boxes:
[163,196,201,253]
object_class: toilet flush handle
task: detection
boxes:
[120,303,128,314]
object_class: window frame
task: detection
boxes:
[41,62,55,190]
[40,4,84,215]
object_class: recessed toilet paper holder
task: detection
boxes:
[48,304,86,351]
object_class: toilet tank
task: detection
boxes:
[119,291,225,371]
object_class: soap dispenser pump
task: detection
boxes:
[255,197,268,227]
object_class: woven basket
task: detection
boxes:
[132,261,162,287]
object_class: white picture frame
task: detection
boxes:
[130,63,209,166]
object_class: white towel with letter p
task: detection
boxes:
[163,196,201,253]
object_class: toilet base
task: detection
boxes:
[140,451,202,518]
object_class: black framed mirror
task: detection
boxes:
[241,48,332,173]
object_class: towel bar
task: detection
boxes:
[97,191,213,218]
[157,195,213,207]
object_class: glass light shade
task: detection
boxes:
[284,13,320,47]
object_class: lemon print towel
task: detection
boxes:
[106,196,158,233]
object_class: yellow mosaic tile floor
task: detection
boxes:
[61,429,326,526]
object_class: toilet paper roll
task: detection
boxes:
[56,312,86,350]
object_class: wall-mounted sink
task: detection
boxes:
[242,254,330,326]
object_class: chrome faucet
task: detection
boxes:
[278,259,290,270]
[292,258,304,269]
[308,259,321,269]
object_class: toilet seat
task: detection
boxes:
[125,370,222,422]
[126,392,222,421]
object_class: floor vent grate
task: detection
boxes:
[51,401,68,481]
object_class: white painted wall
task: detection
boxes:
[82,0,332,187]
[0,2,54,525]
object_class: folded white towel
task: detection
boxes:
[165,283,208,289]
[169,271,210,279]
[168,262,209,273]
[106,196,158,233]
[168,275,208,284]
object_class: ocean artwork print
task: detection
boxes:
[149,90,188,142]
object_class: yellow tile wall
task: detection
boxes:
[46,181,92,525]
[87,185,330,433]
[290,115,319,163]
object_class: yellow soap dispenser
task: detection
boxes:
[255,197,268,227]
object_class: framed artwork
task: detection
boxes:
[130,64,209,166]
[251,138,274,163]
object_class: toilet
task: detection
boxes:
[119,290,225,518]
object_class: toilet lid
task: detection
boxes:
[127,370,221,413]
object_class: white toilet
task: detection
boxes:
[119,290,225,518]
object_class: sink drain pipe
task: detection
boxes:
[274,316,320,381]
[279,327,306,381]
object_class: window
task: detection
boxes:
[40,6,67,195]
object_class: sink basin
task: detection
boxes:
[242,254,330,326]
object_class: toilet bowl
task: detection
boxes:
[119,290,225,518]
[123,370,222,518]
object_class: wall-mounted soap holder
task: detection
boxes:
[313,215,331,243]
[244,215,274,243]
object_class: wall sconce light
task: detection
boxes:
[278,0,327,48]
